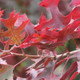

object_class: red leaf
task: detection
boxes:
[36,0,71,30]
[35,61,55,80]
[40,0,60,7]
[70,0,80,7]
[39,13,47,24]
[15,14,28,27]
[60,62,77,80]
[57,19,80,43]
[1,10,19,28]
[36,0,80,31]
[1,11,30,45]
[43,58,52,67]
[25,22,35,35]
[54,57,67,70]
[68,7,80,20]
[0,9,4,18]
[70,72,78,80]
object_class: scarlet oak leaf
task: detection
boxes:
[14,12,35,35]
[25,22,35,35]
[57,19,80,42]
[70,72,78,80]
[68,7,80,20]
[40,0,60,7]
[2,11,19,28]
[27,60,55,80]
[15,14,28,27]
[35,61,55,80]
[1,11,30,45]
[36,0,70,30]
[39,14,47,24]
[40,0,71,27]
[36,0,80,31]
[0,9,4,18]
[60,62,77,80]
[70,0,80,7]
[20,28,61,50]
[21,18,80,49]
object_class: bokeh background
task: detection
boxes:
[0,0,47,24]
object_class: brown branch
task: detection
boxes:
[10,48,80,59]
[1,48,79,61]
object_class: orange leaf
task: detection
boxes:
[1,11,30,45]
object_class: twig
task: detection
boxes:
[10,48,80,59]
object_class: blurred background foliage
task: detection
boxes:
[0,0,47,24]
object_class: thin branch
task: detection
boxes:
[1,48,80,60]
[10,48,80,59]
[0,48,79,77]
